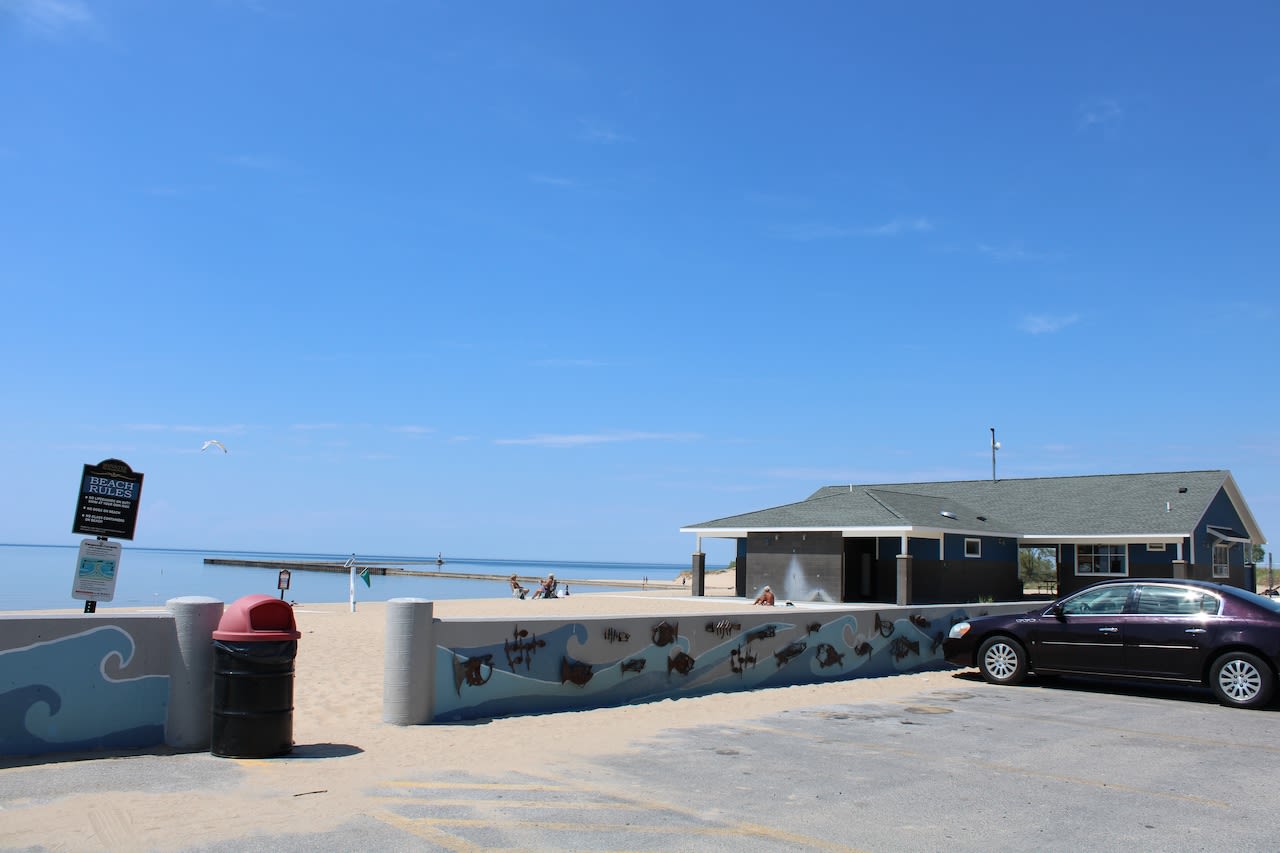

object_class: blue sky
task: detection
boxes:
[3,1,1277,566]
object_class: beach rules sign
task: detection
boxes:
[72,458,144,541]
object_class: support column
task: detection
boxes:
[896,554,913,606]
[691,552,705,597]
[165,596,224,750]
[384,598,435,725]
[1172,559,1189,580]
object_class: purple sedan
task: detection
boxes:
[943,578,1280,709]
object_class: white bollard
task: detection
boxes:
[165,596,224,750]
[384,598,435,725]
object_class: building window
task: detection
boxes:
[1147,543,1166,552]
[964,538,981,558]
[1077,544,1127,576]
[1213,544,1230,578]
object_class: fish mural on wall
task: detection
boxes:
[429,608,979,723]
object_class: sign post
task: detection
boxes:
[71,459,144,612]
[277,569,292,600]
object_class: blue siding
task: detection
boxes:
[942,533,1017,562]
[1195,488,1250,567]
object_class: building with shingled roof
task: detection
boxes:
[681,470,1265,604]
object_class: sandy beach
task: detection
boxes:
[0,577,961,851]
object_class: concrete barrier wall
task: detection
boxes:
[397,602,1029,724]
[0,598,224,757]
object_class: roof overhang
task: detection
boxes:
[1207,525,1251,544]
[1020,534,1191,545]
[679,525,1018,539]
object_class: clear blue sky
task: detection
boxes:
[3,2,1277,566]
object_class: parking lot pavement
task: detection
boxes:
[6,673,1280,851]
[358,675,1280,852]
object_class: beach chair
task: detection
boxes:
[533,578,558,599]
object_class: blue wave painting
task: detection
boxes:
[0,626,170,755]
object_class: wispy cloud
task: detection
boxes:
[529,173,578,188]
[4,0,93,37]
[290,423,344,431]
[222,153,285,171]
[578,119,629,144]
[389,425,433,435]
[1077,97,1123,131]
[977,243,1061,263]
[127,423,249,434]
[1018,313,1081,334]
[532,358,607,368]
[774,217,934,241]
[495,430,699,448]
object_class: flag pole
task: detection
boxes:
[345,554,356,612]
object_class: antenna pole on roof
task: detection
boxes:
[990,427,1001,483]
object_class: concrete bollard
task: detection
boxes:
[384,598,435,725]
[165,596,224,750]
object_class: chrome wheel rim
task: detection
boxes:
[983,642,1018,680]
[1218,658,1262,703]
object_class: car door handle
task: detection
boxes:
[1185,628,1207,634]
[1097,627,1119,633]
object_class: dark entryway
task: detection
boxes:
[843,537,878,602]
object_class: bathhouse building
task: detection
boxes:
[681,470,1265,604]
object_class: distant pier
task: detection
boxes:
[201,557,676,589]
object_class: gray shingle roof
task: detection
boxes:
[683,470,1247,538]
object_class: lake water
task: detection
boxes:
[0,544,688,612]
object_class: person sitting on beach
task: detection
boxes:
[532,573,557,599]
[753,586,775,606]
[510,574,528,599]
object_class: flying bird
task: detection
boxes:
[201,440,228,453]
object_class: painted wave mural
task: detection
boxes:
[0,625,170,754]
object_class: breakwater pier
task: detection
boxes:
[202,557,678,589]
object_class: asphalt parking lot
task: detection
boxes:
[6,672,1280,851]
[342,673,1279,852]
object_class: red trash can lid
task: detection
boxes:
[212,594,301,641]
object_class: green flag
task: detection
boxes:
[359,567,371,588]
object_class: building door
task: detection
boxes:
[843,538,878,602]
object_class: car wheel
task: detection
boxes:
[1210,651,1275,709]
[977,636,1028,686]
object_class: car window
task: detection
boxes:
[1135,585,1221,616]
[1061,585,1132,615]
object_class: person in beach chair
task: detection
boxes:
[531,572,558,599]
[510,574,529,599]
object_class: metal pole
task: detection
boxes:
[990,427,997,483]
[346,554,356,612]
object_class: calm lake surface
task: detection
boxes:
[0,544,688,612]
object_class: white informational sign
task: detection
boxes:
[72,538,122,602]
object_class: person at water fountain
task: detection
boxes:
[753,586,775,606]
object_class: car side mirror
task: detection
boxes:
[1050,603,1066,621]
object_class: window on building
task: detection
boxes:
[1213,544,1230,578]
[1147,543,1166,552]
[1077,544,1127,576]
[964,538,981,558]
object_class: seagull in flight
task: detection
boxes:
[201,439,228,453]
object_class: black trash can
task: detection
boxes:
[210,594,302,758]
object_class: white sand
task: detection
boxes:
[0,579,959,850]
